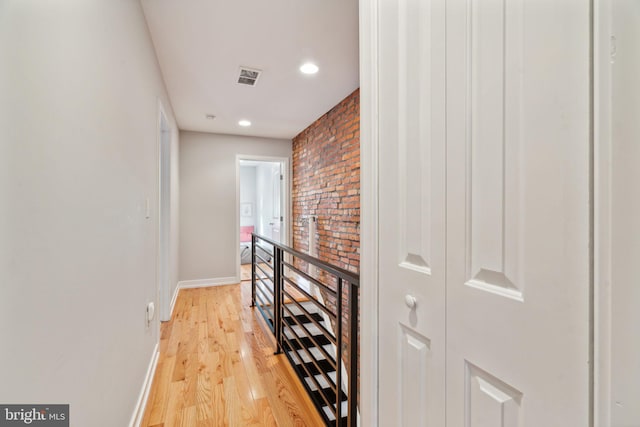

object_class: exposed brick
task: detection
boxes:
[291,89,360,399]
[292,89,360,275]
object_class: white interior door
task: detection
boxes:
[270,164,282,243]
[376,0,592,425]
[377,0,447,424]
[445,1,591,425]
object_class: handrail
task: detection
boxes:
[251,233,359,427]
[251,233,360,287]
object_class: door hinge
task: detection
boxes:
[280,174,283,180]
[280,216,284,222]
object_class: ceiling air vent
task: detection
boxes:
[237,67,262,86]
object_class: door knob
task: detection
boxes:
[404,294,417,309]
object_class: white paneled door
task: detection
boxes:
[378,0,447,424]
[376,0,591,425]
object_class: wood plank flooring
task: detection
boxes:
[140,282,325,427]
[240,264,254,282]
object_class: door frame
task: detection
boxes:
[594,0,612,425]
[157,99,172,322]
[235,154,291,282]
[359,0,380,424]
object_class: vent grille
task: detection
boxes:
[237,67,261,86]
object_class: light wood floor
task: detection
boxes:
[241,263,274,282]
[240,264,255,282]
[140,283,325,427]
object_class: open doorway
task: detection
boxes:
[237,156,289,282]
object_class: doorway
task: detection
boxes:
[237,156,289,282]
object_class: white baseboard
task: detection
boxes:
[168,284,180,320]
[177,276,239,289]
[129,343,159,427]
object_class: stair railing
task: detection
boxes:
[251,233,359,427]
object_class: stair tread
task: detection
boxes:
[283,312,324,325]
[321,400,350,423]
[283,334,332,350]
[285,348,335,374]
[311,387,347,406]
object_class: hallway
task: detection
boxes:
[3,1,637,425]
[141,284,323,426]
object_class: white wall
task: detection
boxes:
[179,131,291,281]
[239,166,257,227]
[0,1,179,426]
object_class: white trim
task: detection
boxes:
[177,277,239,289]
[157,99,172,322]
[235,154,291,282]
[129,344,160,427]
[236,157,241,284]
[168,282,180,320]
[594,0,612,425]
[359,0,380,424]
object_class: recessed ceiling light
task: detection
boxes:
[300,62,319,75]
[206,114,216,120]
[238,120,251,127]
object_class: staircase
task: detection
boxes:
[251,233,359,427]
[281,302,349,426]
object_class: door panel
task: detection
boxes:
[466,0,524,301]
[375,0,591,424]
[466,362,522,427]
[399,326,431,426]
[446,0,591,425]
[378,0,446,424]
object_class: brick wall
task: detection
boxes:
[291,89,360,399]
[292,89,360,274]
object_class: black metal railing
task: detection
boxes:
[251,233,359,427]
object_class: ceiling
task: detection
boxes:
[141,0,360,140]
